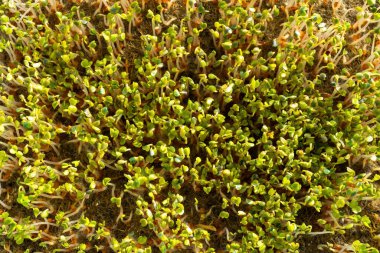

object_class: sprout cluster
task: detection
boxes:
[0,0,379,252]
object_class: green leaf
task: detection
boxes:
[22,121,33,130]
[173,89,180,97]
[323,168,331,175]
[110,128,119,138]
[89,41,97,48]
[361,215,371,228]
[0,15,9,23]
[67,105,78,114]
[215,114,225,124]
[61,54,71,63]
[282,177,290,186]
[15,236,25,245]
[372,174,380,182]
[194,157,202,167]
[174,203,184,215]
[219,211,230,219]
[81,59,92,68]
[147,10,154,19]
[203,186,212,194]
[367,0,376,5]
[349,200,362,214]
[138,236,147,244]
[335,197,345,208]
[326,62,335,70]
[0,151,8,166]
[290,182,301,192]
[140,218,148,227]
[231,196,241,206]
[222,41,233,50]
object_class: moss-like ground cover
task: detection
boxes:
[0,0,380,252]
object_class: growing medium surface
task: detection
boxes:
[0,0,380,252]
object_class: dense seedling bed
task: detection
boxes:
[0,0,380,252]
